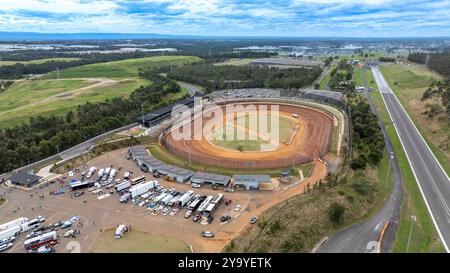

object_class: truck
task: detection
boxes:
[0,226,22,241]
[0,217,28,232]
[129,181,159,198]
[0,218,41,241]
[115,180,131,192]
[109,168,117,178]
[114,225,128,239]
[86,167,97,178]
[119,193,131,203]
[177,191,194,207]
[104,167,111,176]
[197,195,214,213]
[24,231,57,250]
[70,180,94,191]
[123,172,131,180]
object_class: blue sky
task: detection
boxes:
[0,0,450,37]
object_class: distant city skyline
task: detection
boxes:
[1,0,450,37]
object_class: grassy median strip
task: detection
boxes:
[370,90,445,252]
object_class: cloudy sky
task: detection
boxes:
[0,0,449,37]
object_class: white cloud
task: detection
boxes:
[0,0,117,14]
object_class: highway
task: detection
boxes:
[372,65,450,252]
[317,66,403,253]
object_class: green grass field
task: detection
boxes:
[0,57,80,66]
[369,90,445,252]
[46,56,201,79]
[0,78,149,128]
[211,114,294,151]
[379,63,450,176]
[0,79,91,113]
[90,228,191,253]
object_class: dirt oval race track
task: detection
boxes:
[163,103,334,169]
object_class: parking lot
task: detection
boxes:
[0,147,327,253]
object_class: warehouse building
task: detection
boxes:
[158,164,195,183]
[128,146,165,173]
[138,97,197,128]
[191,172,230,188]
[232,175,271,190]
[9,173,43,188]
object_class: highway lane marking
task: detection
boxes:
[389,97,450,220]
[374,70,450,252]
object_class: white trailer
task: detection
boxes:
[154,193,167,203]
[129,181,158,198]
[115,181,131,192]
[104,167,111,176]
[109,168,117,178]
[161,194,174,205]
[86,167,97,178]
[0,217,28,232]
[188,197,202,210]
[211,193,224,204]
[178,191,194,207]
[0,226,22,241]
[197,195,214,213]
[98,169,104,177]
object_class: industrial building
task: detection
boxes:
[9,173,43,188]
[128,146,165,173]
[191,172,230,188]
[158,165,195,183]
[232,175,271,190]
[138,97,197,128]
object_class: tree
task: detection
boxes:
[328,202,345,225]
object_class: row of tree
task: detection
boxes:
[0,71,184,173]
[0,52,169,79]
[165,63,322,91]
[408,52,450,78]
[348,96,385,170]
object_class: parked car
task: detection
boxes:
[191,183,201,188]
[169,208,179,216]
[200,231,214,238]
[184,210,193,218]
[36,216,45,223]
[192,213,201,222]
[74,191,84,198]
[250,216,258,224]
[162,206,171,215]
[220,215,231,222]
[235,204,241,211]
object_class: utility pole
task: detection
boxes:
[141,104,145,128]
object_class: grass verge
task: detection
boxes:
[370,90,445,252]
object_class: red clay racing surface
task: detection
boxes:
[163,103,333,169]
